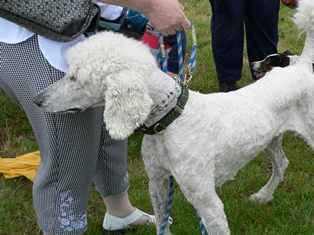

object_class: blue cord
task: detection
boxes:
[157,21,205,235]
[158,176,174,235]
[197,212,207,235]
[157,21,197,85]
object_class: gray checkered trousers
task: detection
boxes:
[0,35,129,234]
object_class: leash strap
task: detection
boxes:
[176,30,184,80]
[158,175,174,235]
[186,23,197,85]
[156,22,206,235]
[157,34,168,74]
[157,21,197,86]
[197,212,207,235]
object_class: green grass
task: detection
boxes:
[1,1,314,234]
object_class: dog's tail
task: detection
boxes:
[294,0,314,69]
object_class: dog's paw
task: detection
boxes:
[249,192,273,204]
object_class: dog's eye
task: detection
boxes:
[70,76,77,81]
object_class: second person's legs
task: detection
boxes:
[209,0,245,91]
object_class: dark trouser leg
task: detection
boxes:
[209,0,245,84]
[245,0,280,79]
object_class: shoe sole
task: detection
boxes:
[102,227,136,235]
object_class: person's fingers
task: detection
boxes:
[166,29,176,36]
[145,0,191,35]
[181,19,192,30]
[161,20,191,36]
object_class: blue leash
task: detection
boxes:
[158,176,207,235]
[158,175,174,235]
[157,22,206,235]
[176,30,184,80]
[197,212,207,235]
[157,21,197,86]
[186,23,197,85]
[157,35,168,74]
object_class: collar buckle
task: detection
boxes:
[153,123,165,134]
[137,83,189,135]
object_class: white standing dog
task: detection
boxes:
[33,1,314,234]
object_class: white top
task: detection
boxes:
[0,2,123,72]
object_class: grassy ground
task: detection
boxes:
[1,1,314,234]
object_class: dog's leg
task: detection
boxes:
[174,161,230,235]
[250,135,289,203]
[141,136,173,235]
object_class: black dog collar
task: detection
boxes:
[140,83,189,135]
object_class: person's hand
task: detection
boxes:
[144,0,191,36]
[167,71,178,78]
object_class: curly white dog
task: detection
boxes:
[34,1,314,234]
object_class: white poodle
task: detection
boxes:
[33,1,314,234]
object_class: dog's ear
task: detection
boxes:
[103,72,153,140]
[278,55,290,67]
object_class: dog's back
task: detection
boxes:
[167,63,314,186]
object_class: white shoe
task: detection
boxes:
[102,208,156,234]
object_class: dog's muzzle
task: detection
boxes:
[33,95,83,113]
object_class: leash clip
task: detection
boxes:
[183,71,193,87]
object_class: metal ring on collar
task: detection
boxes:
[154,123,165,133]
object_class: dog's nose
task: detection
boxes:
[33,94,43,107]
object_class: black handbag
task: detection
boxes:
[0,0,100,42]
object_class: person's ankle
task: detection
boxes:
[106,206,135,218]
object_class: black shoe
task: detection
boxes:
[219,81,238,92]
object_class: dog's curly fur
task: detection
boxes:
[34,1,314,234]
